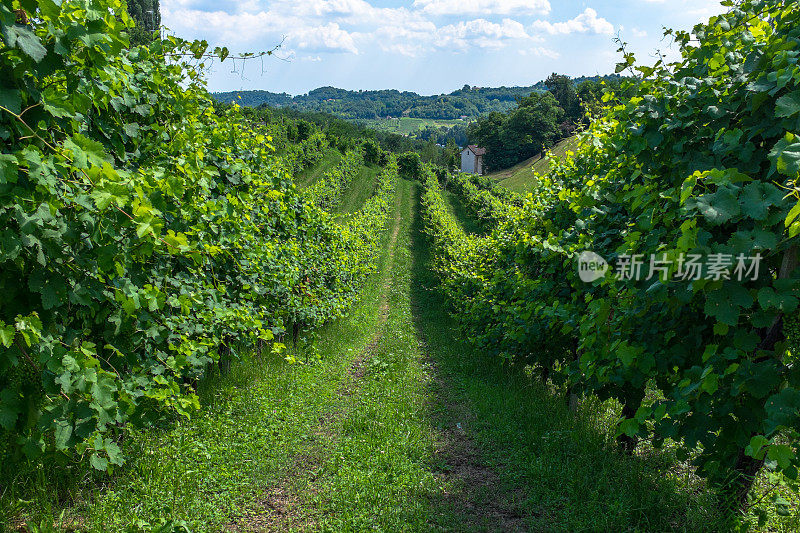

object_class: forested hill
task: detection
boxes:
[212,75,624,120]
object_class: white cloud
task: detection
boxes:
[518,46,559,59]
[291,23,360,54]
[532,8,614,35]
[161,0,559,59]
[412,0,550,16]
[374,17,532,56]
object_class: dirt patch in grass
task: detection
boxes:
[228,190,403,531]
[425,352,531,532]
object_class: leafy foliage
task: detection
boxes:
[422,0,800,509]
[0,0,394,473]
[126,0,160,46]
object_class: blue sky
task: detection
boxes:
[161,0,725,95]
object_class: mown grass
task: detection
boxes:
[489,136,580,193]
[440,187,486,236]
[408,183,735,532]
[334,163,380,215]
[285,178,448,530]
[295,148,343,188]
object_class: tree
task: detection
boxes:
[127,0,161,46]
[445,138,459,171]
[361,139,382,165]
[545,73,580,123]
[467,93,563,171]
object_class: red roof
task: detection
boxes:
[467,145,486,156]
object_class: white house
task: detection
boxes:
[460,145,485,175]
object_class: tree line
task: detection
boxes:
[467,74,635,172]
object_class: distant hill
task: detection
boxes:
[212,75,626,120]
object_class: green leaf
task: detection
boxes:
[90,189,115,210]
[54,420,73,450]
[767,444,794,470]
[0,153,17,184]
[0,87,21,115]
[765,388,800,433]
[105,440,124,466]
[122,123,140,137]
[770,135,800,177]
[740,183,770,220]
[0,320,15,347]
[618,418,639,437]
[66,133,110,168]
[776,91,800,118]
[136,220,155,238]
[89,453,109,471]
[694,187,740,224]
[745,435,770,459]
[786,202,800,228]
[757,287,798,312]
[3,25,47,62]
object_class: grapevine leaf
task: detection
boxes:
[54,420,73,450]
[0,321,15,347]
[694,187,740,224]
[770,135,800,177]
[122,123,140,137]
[89,453,108,471]
[765,388,800,434]
[0,87,21,115]
[767,444,794,470]
[0,153,17,184]
[776,91,800,118]
[2,25,46,62]
[745,435,769,459]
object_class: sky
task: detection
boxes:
[161,0,726,95]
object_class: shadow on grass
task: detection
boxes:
[440,186,488,236]
[407,182,726,532]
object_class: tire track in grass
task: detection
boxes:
[231,180,531,531]
[409,183,530,532]
[227,178,405,532]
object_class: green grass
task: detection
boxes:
[282,178,445,530]
[356,117,464,136]
[6,172,799,532]
[489,136,580,193]
[440,187,485,235]
[408,185,731,532]
[334,164,380,215]
[295,148,343,188]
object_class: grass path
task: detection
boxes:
[334,164,380,216]
[236,179,528,531]
[19,175,729,531]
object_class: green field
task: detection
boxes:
[356,117,466,136]
[488,136,580,192]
